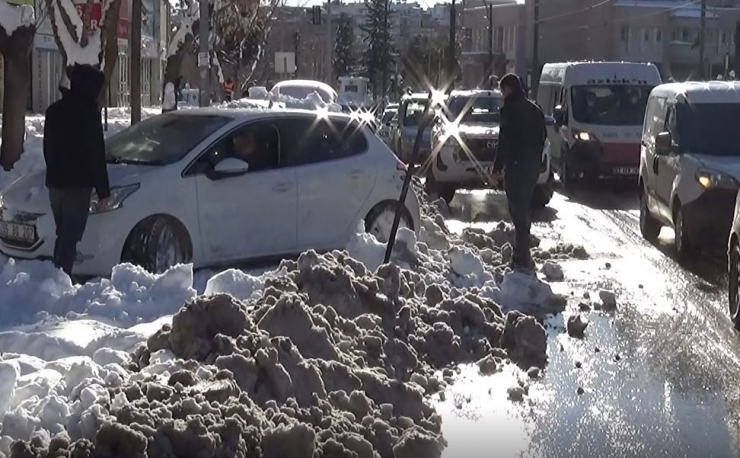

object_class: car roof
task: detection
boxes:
[272,79,337,95]
[651,81,740,104]
[166,107,356,122]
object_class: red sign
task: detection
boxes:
[74,0,129,39]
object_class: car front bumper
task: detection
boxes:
[569,141,640,178]
[0,206,129,277]
[682,188,737,245]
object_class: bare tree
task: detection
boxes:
[0,0,36,170]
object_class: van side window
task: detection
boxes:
[665,105,677,136]
[643,96,666,140]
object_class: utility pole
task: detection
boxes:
[531,0,540,97]
[699,0,706,79]
[449,0,456,89]
[294,32,301,79]
[382,0,389,98]
[485,1,493,85]
[735,20,740,78]
[131,0,141,123]
[326,0,333,85]
[198,0,210,107]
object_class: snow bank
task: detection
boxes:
[0,259,195,328]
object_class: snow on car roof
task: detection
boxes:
[652,81,740,104]
[448,89,502,98]
[272,79,338,96]
[172,106,357,122]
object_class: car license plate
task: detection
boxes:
[614,167,638,175]
[0,221,35,242]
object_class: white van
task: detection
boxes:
[537,62,662,188]
[639,81,740,259]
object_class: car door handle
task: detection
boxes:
[272,182,293,192]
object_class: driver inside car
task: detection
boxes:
[228,127,279,173]
[233,130,257,164]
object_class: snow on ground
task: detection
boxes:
[0,110,589,456]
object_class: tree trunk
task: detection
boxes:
[0,25,34,171]
[99,0,122,106]
[163,33,195,106]
[130,0,141,123]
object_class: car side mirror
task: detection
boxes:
[544,115,556,127]
[553,106,567,126]
[208,157,249,180]
[655,131,673,156]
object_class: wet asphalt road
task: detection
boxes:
[438,184,740,458]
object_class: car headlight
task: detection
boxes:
[572,129,597,142]
[89,184,140,214]
[695,169,739,190]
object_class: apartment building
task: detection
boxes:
[462,0,740,86]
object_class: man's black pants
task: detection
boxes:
[48,187,92,276]
[504,162,540,268]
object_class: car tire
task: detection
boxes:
[673,204,694,261]
[639,188,661,242]
[121,216,193,274]
[532,173,554,209]
[425,172,456,204]
[729,239,740,330]
[365,201,413,244]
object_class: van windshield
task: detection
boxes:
[676,103,740,156]
[403,100,430,127]
[571,85,652,126]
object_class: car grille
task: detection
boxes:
[459,138,497,162]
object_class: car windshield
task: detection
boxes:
[446,95,504,124]
[403,100,429,126]
[381,110,396,124]
[571,85,652,126]
[106,114,231,165]
[676,102,740,156]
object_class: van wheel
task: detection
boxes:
[365,202,413,244]
[425,172,456,204]
[122,216,193,274]
[639,188,661,241]
[560,150,579,191]
[673,203,694,261]
[729,239,740,329]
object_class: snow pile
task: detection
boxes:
[13,243,550,457]
[0,0,34,36]
[0,259,196,328]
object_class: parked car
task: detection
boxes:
[639,81,740,260]
[538,61,662,188]
[392,93,433,164]
[426,89,555,206]
[377,107,397,147]
[0,109,420,276]
[270,80,338,104]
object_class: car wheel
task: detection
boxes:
[122,216,192,274]
[639,188,661,242]
[425,172,455,204]
[365,202,413,244]
[673,204,694,261]
[532,172,554,209]
[729,240,740,330]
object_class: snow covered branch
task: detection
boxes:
[0,0,35,37]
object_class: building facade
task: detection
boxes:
[462,0,740,86]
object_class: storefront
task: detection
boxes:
[29,0,167,113]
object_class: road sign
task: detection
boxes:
[274,52,296,74]
[198,52,209,68]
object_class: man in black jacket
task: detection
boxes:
[43,65,110,276]
[493,74,547,271]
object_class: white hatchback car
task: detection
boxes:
[0,109,420,276]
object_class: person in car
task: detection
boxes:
[44,64,110,276]
[231,129,277,172]
[493,73,547,272]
